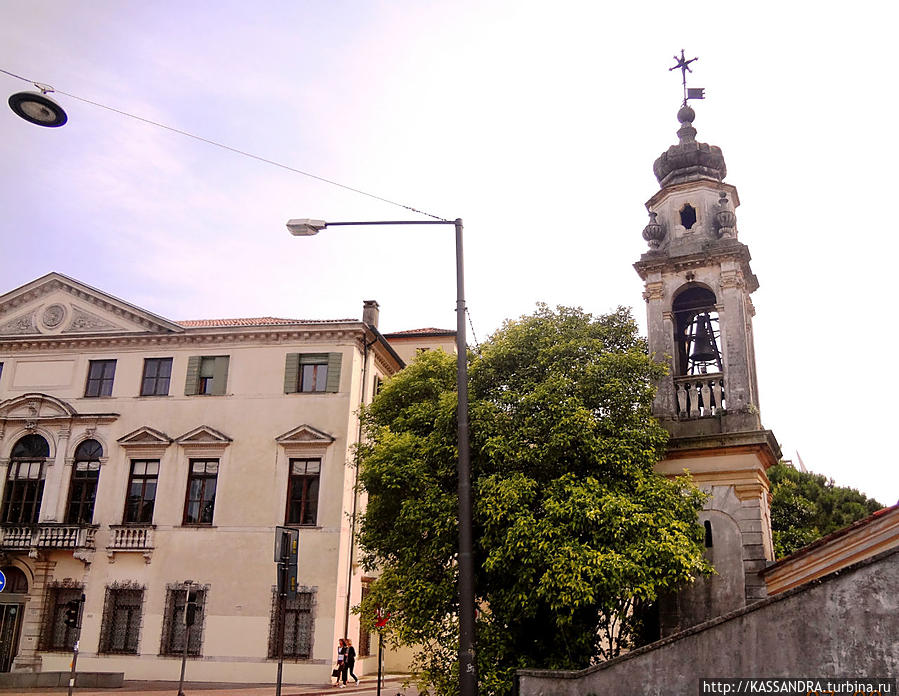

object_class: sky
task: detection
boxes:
[1,1,897,504]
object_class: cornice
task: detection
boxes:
[0,324,369,353]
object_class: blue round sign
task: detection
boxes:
[0,569,6,593]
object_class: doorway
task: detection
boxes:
[0,566,28,672]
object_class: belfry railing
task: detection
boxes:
[674,374,725,418]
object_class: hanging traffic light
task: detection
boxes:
[63,598,82,629]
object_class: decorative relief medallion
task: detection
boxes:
[41,303,66,328]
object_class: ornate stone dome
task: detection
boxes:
[653,105,727,187]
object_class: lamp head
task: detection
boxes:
[286,219,327,236]
[8,91,68,127]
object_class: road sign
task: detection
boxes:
[0,569,6,593]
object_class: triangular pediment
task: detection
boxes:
[0,393,77,419]
[175,425,232,446]
[276,424,335,445]
[0,272,184,338]
[118,426,173,447]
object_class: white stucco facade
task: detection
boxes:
[0,272,439,682]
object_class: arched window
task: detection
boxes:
[67,439,102,525]
[2,434,50,524]
[0,566,28,594]
[673,286,722,376]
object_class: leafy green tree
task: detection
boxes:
[355,306,711,695]
[768,463,884,558]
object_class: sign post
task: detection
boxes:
[177,581,198,696]
[274,527,299,696]
[65,593,84,696]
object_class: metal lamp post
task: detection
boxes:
[286,217,477,696]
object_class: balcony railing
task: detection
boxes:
[108,525,154,552]
[674,373,726,418]
[0,524,97,550]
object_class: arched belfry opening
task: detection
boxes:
[673,286,721,376]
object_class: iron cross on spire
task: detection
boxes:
[669,49,705,106]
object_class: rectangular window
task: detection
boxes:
[40,585,82,651]
[85,359,116,397]
[98,587,144,654]
[140,358,172,396]
[160,585,206,656]
[268,590,313,659]
[283,353,342,394]
[359,580,372,657]
[66,460,100,525]
[124,460,159,524]
[2,460,46,524]
[185,355,229,396]
[286,459,320,526]
[183,460,218,525]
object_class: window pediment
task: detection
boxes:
[175,425,232,451]
[117,427,172,450]
[276,424,335,449]
[0,393,77,420]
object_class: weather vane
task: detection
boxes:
[669,49,705,107]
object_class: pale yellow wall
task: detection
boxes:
[385,335,456,366]
[0,318,399,682]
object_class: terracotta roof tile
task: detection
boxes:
[178,317,356,328]
[383,327,455,336]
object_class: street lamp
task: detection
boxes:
[286,216,477,696]
[8,87,68,127]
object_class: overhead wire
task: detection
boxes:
[0,68,447,221]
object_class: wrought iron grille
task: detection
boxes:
[98,586,144,654]
[268,588,314,659]
[159,584,207,656]
[40,583,82,652]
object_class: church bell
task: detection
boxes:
[689,314,718,363]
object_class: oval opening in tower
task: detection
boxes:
[680,204,697,230]
[704,520,713,548]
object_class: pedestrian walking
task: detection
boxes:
[334,638,347,687]
[344,637,359,685]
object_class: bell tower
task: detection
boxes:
[635,97,781,635]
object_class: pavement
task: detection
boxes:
[0,675,419,696]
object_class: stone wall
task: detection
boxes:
[518,547,899,696]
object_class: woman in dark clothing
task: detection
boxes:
[343,638,359,685]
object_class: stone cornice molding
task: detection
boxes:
[0,324,380,355]
[633,242,759,294]
[645,180,740,210]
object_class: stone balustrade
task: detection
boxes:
[674,373,725,418]
[108,525,154,551]
[0,524,97,550]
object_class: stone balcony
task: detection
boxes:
[0,524,97,551]
[674,373,726,419]
[107,525,155,563]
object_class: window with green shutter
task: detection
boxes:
[185,355,230,396]
[284,353,341,393]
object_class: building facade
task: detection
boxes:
[0,273,444,681]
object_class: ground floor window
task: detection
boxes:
[159,584,207,656]
[359,580,372,657]
[40,584,82,651]
[98,586,144,654]
[268,589,314,659]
